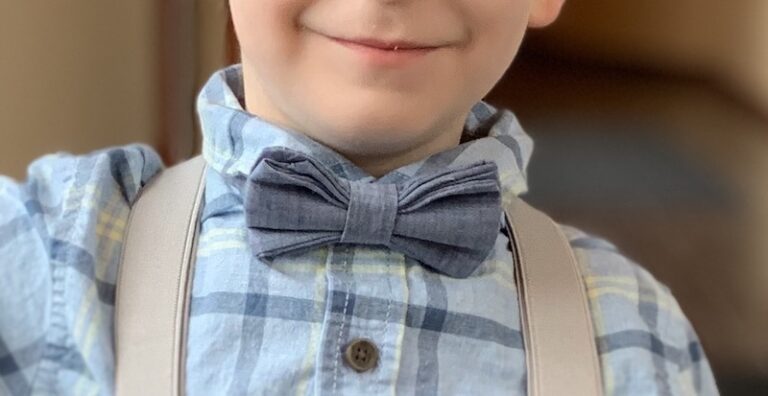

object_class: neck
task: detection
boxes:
[340,123,464,178]
[242,92,467,179]
[239,63,469,178]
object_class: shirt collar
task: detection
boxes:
[197,63,534,199]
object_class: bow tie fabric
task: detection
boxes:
[243,147,503,278]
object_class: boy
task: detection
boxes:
[0,0,719,394]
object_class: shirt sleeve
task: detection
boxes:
[0,144,163,396]
[559,223,720,396]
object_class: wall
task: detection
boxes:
[730,1,768,111]
[539,0,768,113]
[0,1,159,179]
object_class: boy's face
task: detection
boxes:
[229,0,563,174]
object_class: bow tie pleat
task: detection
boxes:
[390,163,502,278]
[245,148,348,231]
[244,147,502,278]
[256,148,349,208]
[399,162,501,210]
[396,163,501,247]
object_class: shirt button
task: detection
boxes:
[343,339,379,372]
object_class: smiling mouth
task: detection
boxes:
[306,27,446,68]
[330,37,439,53]
[329,37,441,51]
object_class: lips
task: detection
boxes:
[314,29,444,68]
[335,37,439,50]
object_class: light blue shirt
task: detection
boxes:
[0,64,719,395]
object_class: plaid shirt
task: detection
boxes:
[0,64,719,395]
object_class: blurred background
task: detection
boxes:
[1,1,766,394]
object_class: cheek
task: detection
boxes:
[460,0,532,94]
[229,0,306,65]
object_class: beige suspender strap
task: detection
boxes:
[503,198,604,396]
[115,155,207,396]
[114,155,602,396]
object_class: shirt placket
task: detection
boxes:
[314,244,407,396]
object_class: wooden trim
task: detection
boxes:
[157,0,197,166]
[510,42,768,125]
[225,3,240,64]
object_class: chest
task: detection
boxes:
[184,210,527,394]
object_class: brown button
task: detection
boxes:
[343,339,379,372]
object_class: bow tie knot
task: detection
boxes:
[342,181,398,245]
[244,147,502,278]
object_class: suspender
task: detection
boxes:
[115,155,603,396]
[115,156,207,396]
[504,199,603,396]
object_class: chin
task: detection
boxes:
[317,105,438,139]
[289,92,461,158]
[317,126,417,156]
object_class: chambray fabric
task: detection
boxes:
[0,63,719,395]
[244,146,503,278]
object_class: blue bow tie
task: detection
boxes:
[244,147,502,278]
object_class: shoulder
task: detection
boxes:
[557,223,720,395]
[1,143,164,235]
[14,143,164,206]
[1,143,165,239]
[9,144,167,282]
[1,143,165,249]
[0,144,165,395]
[558,223,681,322]
[558,223,673,299]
